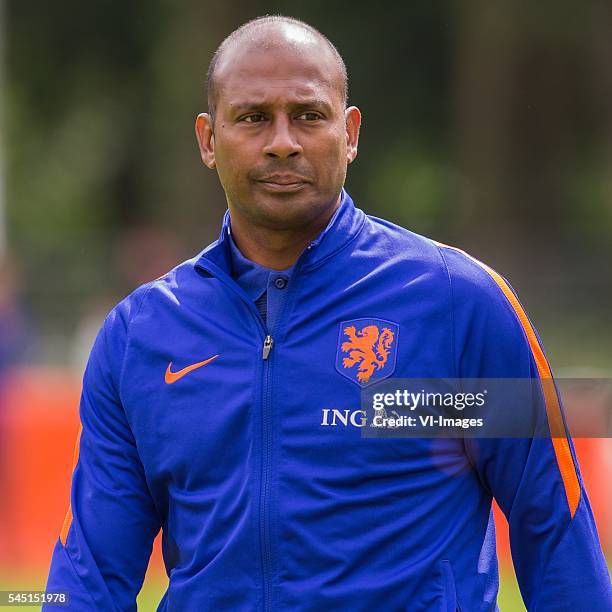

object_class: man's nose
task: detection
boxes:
[262,116,303,159]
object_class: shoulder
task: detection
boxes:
[361,214,450,285]
[433,240,532,338]
[363,214,532,347]
[363,214,512,306]
[364,213,442,258]
[89,254,203,383]
[432,241,542,376]
[432,240,519,313]
[102,253,202,340]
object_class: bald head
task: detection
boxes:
[206,16,348,123]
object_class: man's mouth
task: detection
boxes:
[256,174,310,191]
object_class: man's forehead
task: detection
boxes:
[223,72,336,107]
[214,31,341,103]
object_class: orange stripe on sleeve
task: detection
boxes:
[59,423,82,546]
[435,241,581,517]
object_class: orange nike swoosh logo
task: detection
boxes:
[165,355,220,384]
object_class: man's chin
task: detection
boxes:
[247,193,329,231]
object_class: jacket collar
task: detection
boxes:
[195,188,366,277]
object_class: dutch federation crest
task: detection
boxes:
[336,318,399,386]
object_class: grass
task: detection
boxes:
[136,568,527,611]
[0,567,565,611]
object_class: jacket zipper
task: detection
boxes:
[262,335,274,360]
[260,333,274,610]
[195,258,296,611]
[258,270,303,610]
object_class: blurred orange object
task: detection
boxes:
[0,367,165,577]
[0,367,82,572]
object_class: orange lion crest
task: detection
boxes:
[340,323,396,383]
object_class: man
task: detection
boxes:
[45,15,612,611]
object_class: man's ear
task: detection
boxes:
[345,106,361,165]
[195,113,216,169]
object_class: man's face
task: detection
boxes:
[196,37,360,230]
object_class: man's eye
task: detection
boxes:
[297,112,323,121]
[242,114,266,123]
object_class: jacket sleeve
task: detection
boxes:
[438,244,612,611]
[44,289,162,611]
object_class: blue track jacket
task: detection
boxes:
[45,191,612,611]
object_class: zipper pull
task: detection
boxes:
[262,335,274,360]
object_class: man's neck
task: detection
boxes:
[228,196,341,270]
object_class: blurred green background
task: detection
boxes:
[2,0,611,371]
[0,1,611,610]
